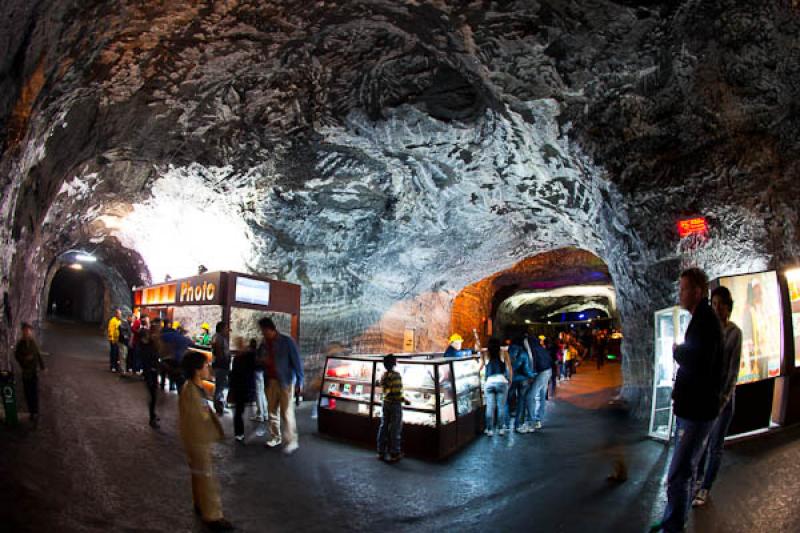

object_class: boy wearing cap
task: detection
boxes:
[14,323,46,422]
[377,354,410,462]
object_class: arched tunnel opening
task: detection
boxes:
[40,243,150,332]
[450,247,623,409]
[46,265,105,324]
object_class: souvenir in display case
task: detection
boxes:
[317,353,484,459]
[649,306,690,441]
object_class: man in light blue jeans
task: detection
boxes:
[526,335,554,431]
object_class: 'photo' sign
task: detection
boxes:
[235,277,270,306]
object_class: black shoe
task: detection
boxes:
[204,518,234,531]
[194,505,202,516]
[149,419,160,429]
[387,453,403,463]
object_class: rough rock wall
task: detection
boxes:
[0,1,798,416]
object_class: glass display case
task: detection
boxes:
[318,354,484,459]
[649,306,690,441]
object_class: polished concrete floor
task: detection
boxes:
[1,321,799,532]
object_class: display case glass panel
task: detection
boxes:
[320,358,374,415]
[453,358,482,416]
[719,271,783,383]
[649,306,690,441]
[372,361,437,426]
[438,364,456,425]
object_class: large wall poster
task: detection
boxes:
[719,271,783,384]
[785,269,800,367]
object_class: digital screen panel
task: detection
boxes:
[719,271,783,384]
[235,277,270,306]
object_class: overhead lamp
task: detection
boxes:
[75,253,97,262]
[69,263,83,270]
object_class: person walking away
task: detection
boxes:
[481,337,512,436]
[509,339,534,433]
[162,321,192,392]
[107,309,122,372]
[548,338,559,398]
[139,327,161,428]
[252,340,268,431]
[527,335,554,431]
[129,312,142,374]
[651,268,724,533]
[211,322,231,415]
[258,317,304,454]
[230,338,257,443]
[693,286,742,507]
[14,323,45,422]
[178,352,232,531]
[118,315,132,375]
[377,354,411,462]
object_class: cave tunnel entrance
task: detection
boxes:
[40,243,150,332]
[46,265,106,324]
[451,247,623,410]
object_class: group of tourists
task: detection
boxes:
[105,311,303,531]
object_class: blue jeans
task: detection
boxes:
[377,401,403,455]
[109,341,119,371]
[484,378,509,431]
[697,396,735,491]
[661,417,714,532]
[511,381,531,428]
[527,369,551,423]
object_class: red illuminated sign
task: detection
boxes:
[677,217,708,238]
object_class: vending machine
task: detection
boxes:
[648,306,691,441]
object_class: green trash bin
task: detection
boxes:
[0,370,18,426]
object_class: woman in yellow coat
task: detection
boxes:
[179,352,233,531]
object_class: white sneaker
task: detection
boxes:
[515,426,527,434]
[255,426,266,437]
[534,421,543,430]
[235,434,245,442]
[692,489,709,507]
[484,429,494,437]
[265,436,282,448]
[282,442,299,455]
[498,428,507,436]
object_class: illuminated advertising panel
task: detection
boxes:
[719,271,783,384]
[785,269,800,367]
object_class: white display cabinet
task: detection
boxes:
[649,306,691,441]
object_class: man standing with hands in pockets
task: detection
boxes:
[257,317,304,455]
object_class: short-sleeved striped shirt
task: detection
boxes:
[381,370,403,403]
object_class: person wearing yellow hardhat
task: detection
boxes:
[444,333,464,358]
[196,322,212,347]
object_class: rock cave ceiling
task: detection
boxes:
[1,1,798,412]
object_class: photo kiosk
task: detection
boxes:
[133,271,301,348]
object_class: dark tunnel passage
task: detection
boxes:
[46,266,106,324]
